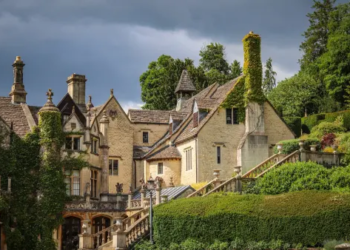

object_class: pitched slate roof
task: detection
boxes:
[57,93,86,126]
[146,145,181,161]
[128,110,187,124]
[133,146,152,159]
[175,70,196,94]
[0,97,32,137]
[132,185,195,200]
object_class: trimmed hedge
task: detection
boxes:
[154,191,350,247]
[302,110,350,133]
[273,138,320,154]
[283,117,301,137]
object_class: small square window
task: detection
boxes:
[226,109,232,124]
[143,132,149,143]
[158,163,163,175]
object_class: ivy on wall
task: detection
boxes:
[242,32,265,105]
[0,110,89,249]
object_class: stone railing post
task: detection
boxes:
[128,192,132,208]
[213,169,221,187]
[335,243,350,250]
[161,195,168,203]
[155,179,162,205]
[78,221,93,250]
[299,140,306,162]
[7,177,11,193]
[140,188,146,208]
[333,145,339,166]
[112,218,126,250]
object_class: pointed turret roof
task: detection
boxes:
[175,70,196,94]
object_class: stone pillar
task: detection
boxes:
[100,110,110,200]
[112,218,127,250]
[299,140,306,162]
[9,56,27,104]
[128,193,132,209]
[155,179,162,205]
[78,221,93,250]
[140,188,146,208]
[235,175,242,194]
[7,177,11,193]
[213,169,221,188]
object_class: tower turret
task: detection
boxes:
[9,56,27,104]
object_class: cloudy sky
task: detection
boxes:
[0,0,344,111]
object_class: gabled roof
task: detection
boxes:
[146,145,181,161]
[128,110,187,124]
[57,93,86,126]
[175,70,196,94]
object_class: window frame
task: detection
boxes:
[185,148,193,171]
[143,131,149,143]
[109,159,119,176]
[91,170,98,198]
[65,136,81,151]
[158,162,164,175]
[226,108,239,125]
[217,146,221,164]
[64,169,80,196]
[91,137,99,154]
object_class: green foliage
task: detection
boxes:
[273,138,320,155]
[154,191,350,247]
[336,132,350,165]
[254,162,350,195]
[262,57,277,96]
[269,72,321,117]
[230,60,242,79]
[200,43,230,74]
[283,117,301,137]
[0,110,88,249]
[243,32,265,105]
[310,120,346,139]
[323,240,346,250]
[220,76,246,122]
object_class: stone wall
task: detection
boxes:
[147,159,181,187]
[177,139,197,185]
[132,123,168,146]
[264,101,295,155]
[198,108,245,182]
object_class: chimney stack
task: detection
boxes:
[67,74,87,105]
[9,56,27,104]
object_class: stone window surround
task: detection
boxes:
[91,135,99,155]
[157,162,164,175]
[109,157,120,176]
[65,135,82,151]
[184,147,193,171]
[64,169,80,196]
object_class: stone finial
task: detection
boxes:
[86,95,94,111]
[39,89,59,112]
[110,89,114,96]
[15,56,22,62]
[168,177,174,187]
[249,31,254,34]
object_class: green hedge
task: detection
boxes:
[154,191,350,247]
[302,110,350,133]
[283,117,301,137]
[273,138,320,154]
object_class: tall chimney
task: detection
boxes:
[66,74,87,105]
[9,56,27,104]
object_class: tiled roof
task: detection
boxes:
[133,146,152,159]
[0,97,31,137]
[128,110,187,124]
[175,70,196,93]
[146,145,181,161]
[132,185,194,200]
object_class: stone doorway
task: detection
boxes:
[61,216,81,250]
[93,216,111,247]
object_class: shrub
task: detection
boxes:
[256,162,331,195]
[154,191,350,248]
[273,138,320,154]
[321,133,336,149]
[284,117,301,137]
[208,240,229,250]
[310,121,346,139]
[181,238,206,250]
[323,146,335,153]
[323,240,346,250]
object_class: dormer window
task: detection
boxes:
[65,136,80,151]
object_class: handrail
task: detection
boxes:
[92,225,113,249]
[203,177,236,197]
[256,150,299,178]
[125,214,150,247]
[186,178,217,198]
[243,154,280,178]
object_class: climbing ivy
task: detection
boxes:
[0,110,89,249]
[242,32,265,105]
[220,76,246,123]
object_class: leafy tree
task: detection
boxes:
[299,0,336,70]
[199,43,230,74]
[268,72,320,117]
[230,60,242,79]
[262,58,277,96]
[318,2,350,107]
[140,55,194,110]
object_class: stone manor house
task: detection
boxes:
[0,33,295,249]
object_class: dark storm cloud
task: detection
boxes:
[0,0,342,109]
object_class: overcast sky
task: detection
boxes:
[0,0,345,111]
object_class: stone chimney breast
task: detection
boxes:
[66,74,87,105]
